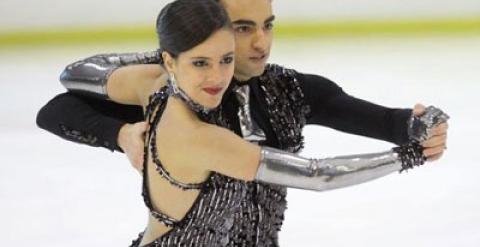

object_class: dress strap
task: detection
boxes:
[149,130,204,190]
[146,88,204,190]
[141,86,205,227]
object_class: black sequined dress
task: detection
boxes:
[130,64,310,247]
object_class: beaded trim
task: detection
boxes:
[258,64,310,152]
[166,76,213,119]
[149,130,203,190]
[394,143,427,173]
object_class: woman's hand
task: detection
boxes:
[412,104,449,162]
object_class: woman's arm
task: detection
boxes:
[106,65,167,105]
[186,106,448,191]
[59,51,166,105]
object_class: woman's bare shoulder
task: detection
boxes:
[152,120,211,181]
[181,122,260,181]
[153,111,259,181]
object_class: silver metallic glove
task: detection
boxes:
[408,106,449,142]
[59,50,161,99]
[255,143,424,191]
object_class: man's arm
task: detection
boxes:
[298,73,448,161]
[36,92,144,152]
[299,73,412,145]
[36,50,166,171]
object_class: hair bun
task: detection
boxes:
[155,0,231,58]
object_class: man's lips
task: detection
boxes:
[249,54,268,62]
[203,87,223,95]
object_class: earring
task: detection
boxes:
[168,73,180,94]
[169,73,176,82]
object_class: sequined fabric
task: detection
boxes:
[131,64,309,246]
[407,106,450,142]
[59,124,98,146]
[258,64,311,153]
[135,174,249,247]
[229,64,309,246]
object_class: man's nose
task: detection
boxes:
[252,29,268,53]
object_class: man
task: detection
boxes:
[37,0,448,244]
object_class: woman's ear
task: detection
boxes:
[162,51,175,73]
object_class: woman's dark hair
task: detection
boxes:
[156,0,231,60]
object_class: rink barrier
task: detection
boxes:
[1,18,479,48]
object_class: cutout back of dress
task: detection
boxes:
[131,64,306,246]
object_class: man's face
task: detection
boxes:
[220,0,274,81]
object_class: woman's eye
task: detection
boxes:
[221,56,234,64]
[193,60,208,67]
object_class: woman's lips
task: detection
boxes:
[203,87,223,95]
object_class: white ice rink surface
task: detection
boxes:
[1,35,479,246]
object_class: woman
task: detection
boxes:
[61,0,448,246]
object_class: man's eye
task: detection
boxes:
[235,26,251,33]
[221,56,234,64]
[265,22,274,30]
[193,60,208,67]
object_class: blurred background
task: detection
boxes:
[1,1,479,246]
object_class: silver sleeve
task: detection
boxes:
[59,50,161,99]
[255,143,428,191]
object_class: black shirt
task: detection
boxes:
[36,72,411,152]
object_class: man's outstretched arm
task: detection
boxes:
[299,73,411,144]
[298,73,448,160]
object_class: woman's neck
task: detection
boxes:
[163,96,199,124]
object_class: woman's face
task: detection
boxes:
[163,29,235,109]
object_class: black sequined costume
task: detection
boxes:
[130,64,309,246]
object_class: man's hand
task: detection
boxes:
[118,122,147,174]
[413,104,449,162]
